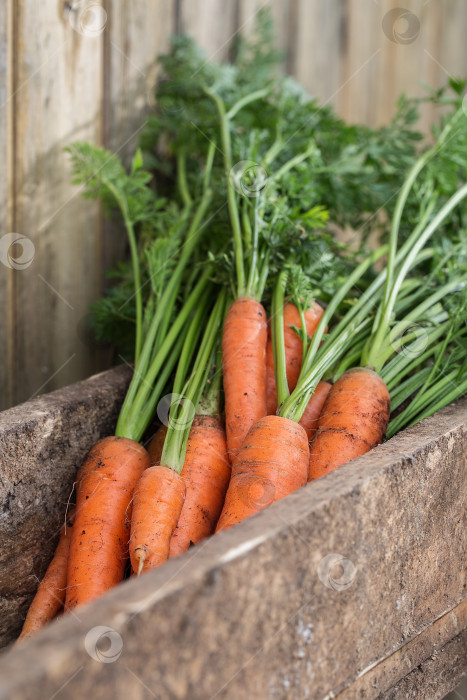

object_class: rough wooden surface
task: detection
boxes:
[1,1,467,410]
[336,600,467,699]
[0,365,130,648]
[0,375,465,699]
[0,0,14,407]
[380,630,467,700]
[11,0,104,408]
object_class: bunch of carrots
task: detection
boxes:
[18,20,467,641]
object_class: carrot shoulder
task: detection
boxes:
[65,437,149,610]
[266,301,324,415]
[147,424,168,465]
[216,415,309,531]
[308,368,391,481]
[17,509,75,641]
[129,465,185,574]
[169,415,231,557]
[222,297,268,460]
[299,381,332,441]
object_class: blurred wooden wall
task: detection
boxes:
[0,0,466,410]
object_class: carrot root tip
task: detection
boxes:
[134,546,148,576]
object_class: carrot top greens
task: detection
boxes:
[68,11,467,443]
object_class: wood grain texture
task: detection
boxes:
[11,0,104,408]
[238,0,290,53]
[0,1,14,410]
[101,0,176,323]
[0,383,465,696]
[178,0,237,60]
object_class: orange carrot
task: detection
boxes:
[222,297,268,460]
[130,293,226,574]
[129,466,185,574]
[147,424,168,464]
[298,381,332,441]
[308,368,391,481]
[169,415,231,557]
[216,415,309,531]
[17,509,75,641]
[266,301,324,415]
[65,437,149,610]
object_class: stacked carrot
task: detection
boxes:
[17,22,467,640]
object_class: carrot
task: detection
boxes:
[298,380,332,441]
[129,465,186,574]
[215,415,309,531]
[17,509,75,641]
[147,424,168,464]
[130,292,227,574]
[266,302,324,414]
[65,437,149,610]
[222,297,268,460]
[169,415,231,557]
[308,368,391,481]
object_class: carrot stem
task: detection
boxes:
[381,107,463,315]
[271,270,290,408]
[365,182,467,370]
[205,87,246,297]
[198,342,224,417]
[161,291,227,473]
[177,152,192,207]
[116,268,213,441]
[104,179,143,364]
[116,187,214,439]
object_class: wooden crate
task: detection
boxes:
[0,367,465,699]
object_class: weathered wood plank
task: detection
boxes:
[294,0,346,107]
[0,1,14,411]
[12,0,104,406]
[104,0,176,158]
[292,0,467,128]
[0,365,131,647]
[178,0,237,60]
[335,599,467,699]
[337,0,382,125]
[0,378,465,698]
[237,0,290,54]
[381,630,467,700]
[101,0,177,307]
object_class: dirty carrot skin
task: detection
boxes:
[266,302,324,415]
[65,437,149,610]
[298,380,332,442]
[216,416,309,531]
[222,297,268,460]
[130,293,227,574]
[169,414,231,557]
[147,424,168,465]
[17,510,75,641]
[130,466,186,574]
[308,369,390,480]
[217,275,312,531]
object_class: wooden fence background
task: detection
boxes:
[0,0,466,411]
